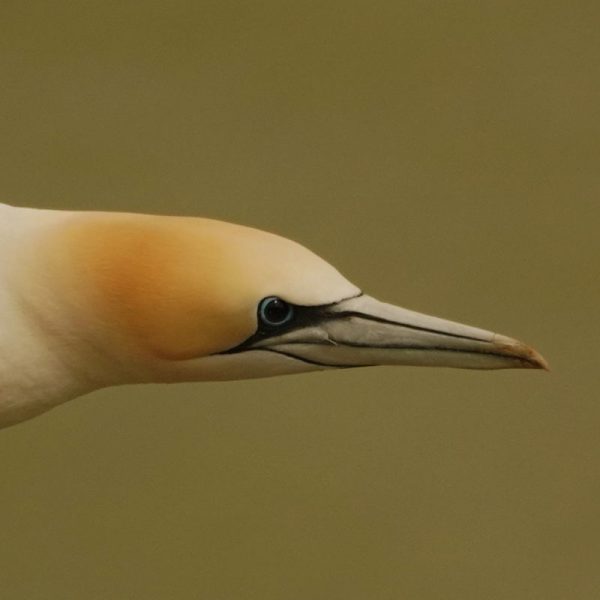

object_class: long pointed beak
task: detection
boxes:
[265,295,548,371]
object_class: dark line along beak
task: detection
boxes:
[245,294,548,371]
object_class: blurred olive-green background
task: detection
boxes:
[1,2,598,599]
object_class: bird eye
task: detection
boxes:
[258,297,294,327]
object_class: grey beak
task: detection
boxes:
[263,295,548,371]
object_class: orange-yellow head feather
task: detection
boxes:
[41,212,359,362]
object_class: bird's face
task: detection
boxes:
[44,212,546,384]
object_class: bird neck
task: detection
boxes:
[0,204,112,427]
[0,312,95,428]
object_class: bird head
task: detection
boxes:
[34,211,547,386]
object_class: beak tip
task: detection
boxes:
[492,334,549,371]
[523,350,550,371]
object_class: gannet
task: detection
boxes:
[0,203,547,428]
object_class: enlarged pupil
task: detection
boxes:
[265,299,288,322]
